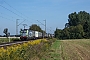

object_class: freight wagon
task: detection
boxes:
[20,29,54,40]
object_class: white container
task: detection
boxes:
[38,32,42,37]
[28,30,33,37]
[35,31,38,38]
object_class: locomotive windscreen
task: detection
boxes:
[20,29,28,37]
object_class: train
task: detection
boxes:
[20,29,54,40]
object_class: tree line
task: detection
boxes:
[55,11,90,39]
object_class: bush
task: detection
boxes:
[0,40,37,60]
[0,39,55,60]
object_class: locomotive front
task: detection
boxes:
[20,29,28,40]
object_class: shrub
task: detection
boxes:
[0,39,54,60]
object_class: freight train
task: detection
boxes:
[20,29,53,40]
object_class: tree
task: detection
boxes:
[3,28,8,38]
[67,11,90,39]
[29,24,43,32]
[63,28,70,39]
[78,11,90,26]
[68,12,79,26]
[74,24,84,39]
[65,23,69,28]
[55,11,90,39]
[68,11,90,27]
[83,21,90,38]
[83,21,89,33]
[54,28,63,39]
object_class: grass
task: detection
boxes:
[42,39,90,60]
[0,38,20,44]
[41,40,61,60]
[0,38,10,43]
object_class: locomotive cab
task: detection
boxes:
[20,29,28,41]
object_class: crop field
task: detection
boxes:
[42,39,90,60]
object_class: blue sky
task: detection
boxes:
[0,0,90,35]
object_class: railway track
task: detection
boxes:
[0,38,45,48]
[0,41,28,47]
[0,37,20,38]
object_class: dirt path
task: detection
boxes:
[42,39,90,60]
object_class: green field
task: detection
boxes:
[0,38,20,43]
[42,39,90,60]
[0,38,10,43]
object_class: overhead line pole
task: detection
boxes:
[37,20,46,33]
[37,20,46,39]
[44,20,46,33]
[16,19,26,35]
[16,19,19,35]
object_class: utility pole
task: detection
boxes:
[16,19,25,35]
[44,20,46,33]
[37,20,46,33]
[37,20,46,39]
[16,19,19,35]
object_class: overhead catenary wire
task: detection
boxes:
[0,0,53,35]
[0,4,25,19]
[0,15,14,22]
[0,1,54,34]
[0,12,15,22]
[3,0,29,19]
[0,4,34,29]
[3,0,35,22]
[0,0,36,24]
[37,20,45,26]
[0,3,30,35]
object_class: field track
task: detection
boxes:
[43,39,90,60]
